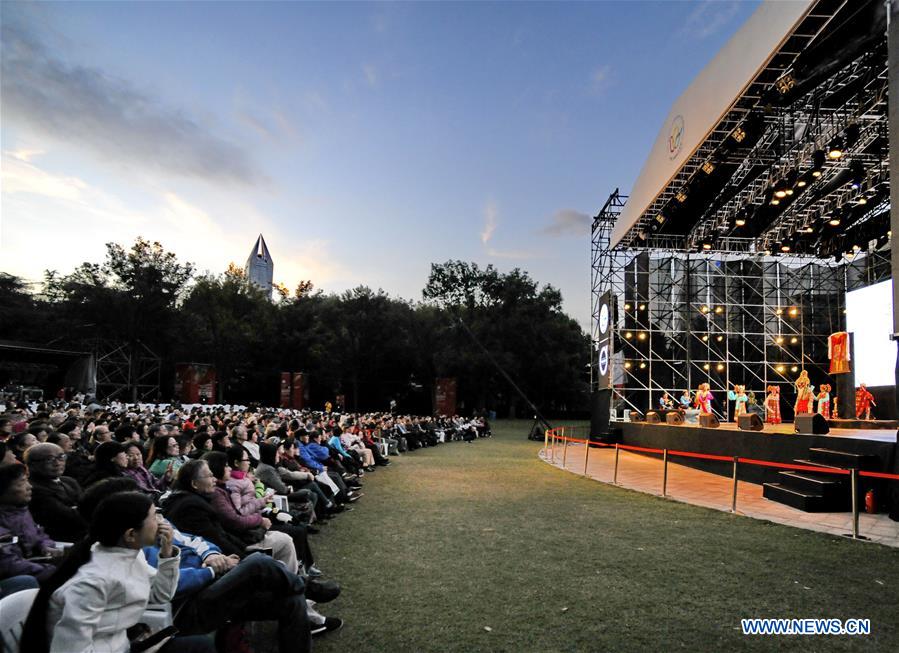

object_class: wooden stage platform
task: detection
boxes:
[616,420,897,485]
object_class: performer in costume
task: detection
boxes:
[694,383,713,415]
[816,384,831,419]
[679,390,692,410]
[794,370,813,414]
[727,384,748,420]
[828,331,851,374]
[658,392,675,410]
[765,385,781,424]
[855,383,876,420]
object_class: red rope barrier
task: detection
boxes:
[736,457,850,475]
[545,430,899,480]
[859,470,899,481]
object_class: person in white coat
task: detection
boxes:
[21,491,213,653]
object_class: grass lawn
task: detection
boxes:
[311,419,899,652]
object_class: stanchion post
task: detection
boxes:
[550,430,555,463]
[851,468,859,539]
[613,443,620,484]
[662,448,668,497]
[731,456,739,513]
[543,427,549,453]
[562,427,568,468]
[583,437,590,476]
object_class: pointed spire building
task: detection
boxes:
[245,234,274,298]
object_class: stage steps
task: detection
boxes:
[761,447,877,513]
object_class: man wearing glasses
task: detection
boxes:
[24,442,87,542]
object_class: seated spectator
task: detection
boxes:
[0,464,60,585]
[203,452,317,573]
[24,443,87,542]
[122,441,168,496]
[256,442,319,519]
[0,442,15,466]
[45,431,72,453]
[20,490,213,653]
[81,441,129,488]
[147,434,184,479]
[9,431,37,462]
[163,460,295,571]
[210,430,232,453]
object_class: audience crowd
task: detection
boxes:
[0,398,491,653]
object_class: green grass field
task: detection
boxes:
[311,420,899,652]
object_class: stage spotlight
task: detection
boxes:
[811,150,825,177]
[780,244,791,253]
[639,362,646,370]
[773,179,788,199]
[731,125,747,143]
[856,194,867,206]
[624,361,632,369]
[802,224,814,234]
[827,136,844,160]
[775,336,784,344]
[791,366,798,372]
[701,305,709,314]
[790,337,798,344]
[788,307,798,317]
[703,363,710,371]
[770,196,781,206]
[735,216,746,227]
[776,365,785,373]
[637,332,647,341]
[625,332,633,339]
[716,363,725,371]
[775,73,796,94]
[828,216,841,227]
[784,170,797,195]
[775,308,783,315]
[714,306,723,314]
[716,335,724,342]
[624,303,632,310]
[702,241,713,251]
[701,160,716,175]
[702,334,709,342]
[676,189,688,203]
[796,173,808,189]
[850,161,864,190]
[639,304,646,311]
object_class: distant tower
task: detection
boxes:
[245,234,274,298]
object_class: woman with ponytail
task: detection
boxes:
[20,491,193,653]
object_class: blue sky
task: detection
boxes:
[1,0,760,328]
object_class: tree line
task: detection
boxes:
[1,239,591,416]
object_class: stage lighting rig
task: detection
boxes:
[827,136,844,160]
[810,150,826,178]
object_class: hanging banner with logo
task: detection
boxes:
[596,291,613,391]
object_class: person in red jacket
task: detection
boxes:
[855,384,876,420]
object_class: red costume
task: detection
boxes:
[694,383,713,415]
[765,385,781,424]
[794,371,813,415]
[855,385,876,420]
[816,384,831,420]
[828,332,851,374]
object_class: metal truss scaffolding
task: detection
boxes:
[94,340,161,403]
[590,190,891,422]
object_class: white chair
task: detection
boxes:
[141,602,174,630]
[0,587,39,653]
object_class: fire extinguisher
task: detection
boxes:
[865,489,876,514]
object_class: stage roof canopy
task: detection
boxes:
[611,0,889,261]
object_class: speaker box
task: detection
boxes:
[665,411,684,426]
[699,413,720,428]
[645,411,661,424]
[590,390,611,437]
[737,413,764,431]
[794,412,830,435]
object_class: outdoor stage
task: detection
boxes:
[617,420,897,485]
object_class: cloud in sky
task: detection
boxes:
[0,17,264,186]
[680,1,740,40]
[362,63,379,87]
[486,247,539,261]
[542,209,591,237]
[1,151,346,291]
[590,64,613,95]
[480,200,498,244]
